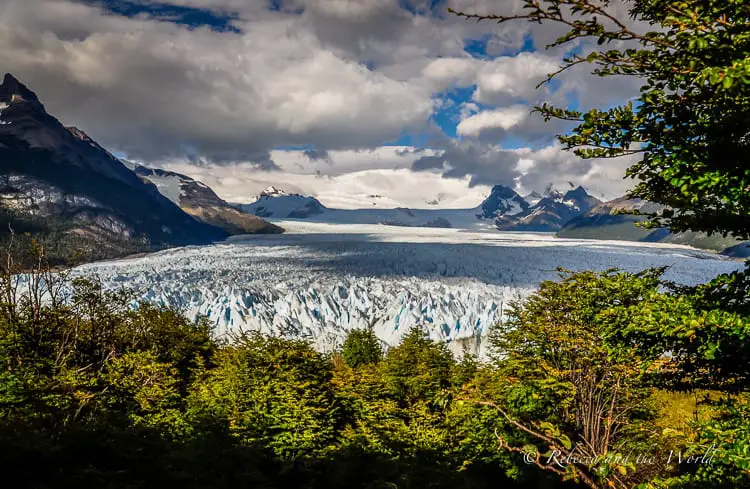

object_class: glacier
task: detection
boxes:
[73,222,746,357]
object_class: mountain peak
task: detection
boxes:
[260,185,289,197]
[243,187,325,219]
[541,181,576,199]
[0,73,42,106]
[488,184,519,200]
[477,184,529,219]
[563,185,590,200]
[560,185,601,215]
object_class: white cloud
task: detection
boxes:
[0,0,644,202]
[474,52,559,105]
[512,144,635,200]
[456,105,529,137]
[156,150,491,209]
[0,0,434,162]
[269,146,440,176]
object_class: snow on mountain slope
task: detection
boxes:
[72,222,744,357]
[0,73,227,260]
[238,185,523,230]
[495,185,602,232]
[240,186,327,219]
[476,185,530,219]
[239,189,486,229]
[523,191,543,206]
[128,165,282,235]
[133,168,185,204]
[238,184,601,233]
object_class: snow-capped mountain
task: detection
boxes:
[236,183,601,232]
[523,191,543,206]
[0,73,226,262]
[557,196,749,257]
[542,181,576,197]
[258,185,288,198]
[239,185,496,229]
[241,186,328,219]
[539,181,607,203]
[132,165,282,235]
[475,185,530,219]
[495,185,602,232]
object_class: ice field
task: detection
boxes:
[74,221,746,356]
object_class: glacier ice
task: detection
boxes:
[72,222,746,357]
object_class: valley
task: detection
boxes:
[73,221,744,357]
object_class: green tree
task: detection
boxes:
[449,3,750,487]
[600,278,750,488]
[461,270,667,489]
[187,333,340,461]
[381,327,454,408]
[341,327,383,368]
[1,240,555,489]
[450,0,750,241]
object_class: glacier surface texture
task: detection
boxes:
[74,222,745,356]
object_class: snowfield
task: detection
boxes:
[74,221,745,357]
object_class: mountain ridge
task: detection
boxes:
[132,165,283,235]
[557,196,750,257]
[236,183,602,232]
[0,73,228,263]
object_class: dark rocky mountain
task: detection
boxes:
[557,197,749,256]
[132,165,282,235]
[240,186,327,219]
[557,197,662,241]
[0,73,226,263]
[476,185,530,219]
[523,190,543,206]
[493,185,602,232]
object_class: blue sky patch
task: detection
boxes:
[83,0,241,33]
[385,132,431,147]
[399,0,446,17]
[431,85,486,139]
[464,33,535,59]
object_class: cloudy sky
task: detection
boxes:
[0,0,642,208]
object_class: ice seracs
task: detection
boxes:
[72,221,745,358]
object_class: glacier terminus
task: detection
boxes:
[73,221,746,357]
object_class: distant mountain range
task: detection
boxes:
[557,197,750,257]
[5,71,739,263]
[0,73,277,263]
[492,184,601,232]
[238,184,749,257]
[238,182,603,232]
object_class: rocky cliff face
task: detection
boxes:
[476,185,530,219]
[132,166,283,235]
[0,73,227,263]
[482,185,602,232]
[557,197,748,256]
